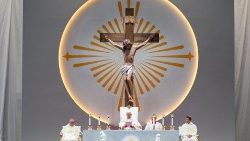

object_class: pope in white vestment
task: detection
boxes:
[60,118,82,141]
[179,116,198,141]
[119,112,142,130]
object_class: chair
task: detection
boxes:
[120,107,139,122]
[119,107,139,129]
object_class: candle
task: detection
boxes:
[162,115,165,126]
[98,114,101,126]
[107,115,110,125]
[89,114,92,126]
[153,114,156,125]
[171,114,174,126]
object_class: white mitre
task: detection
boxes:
[60,124,81,141]
[145,121,163,130]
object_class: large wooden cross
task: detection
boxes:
[100,8,159,107]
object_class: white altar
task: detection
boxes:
[82,130,179,141]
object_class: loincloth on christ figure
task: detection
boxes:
[120,64,135,76]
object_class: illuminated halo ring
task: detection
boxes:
[59,0,198,125]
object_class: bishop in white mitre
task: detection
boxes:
[60,118,82,141]
[179,116,198,141]
[119,112,142,130]
[145,115,163,130]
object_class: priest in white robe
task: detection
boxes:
[119,112,142,130]
[60,118,82,141]
[145,115,163,130]
[179,116,198,141]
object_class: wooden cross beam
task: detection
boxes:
[100,8,160,107]
[100,8,159,43]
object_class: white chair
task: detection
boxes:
[120,107,139,122]
[119,107,139,129]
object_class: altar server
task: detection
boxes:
[119,112,142,130]
[60,118,82,141]
[145,115,163,130]
[179,116,198,141]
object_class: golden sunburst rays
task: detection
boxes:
[135,1,140,17]
[63,0,195,110]
[151,52,194,61]
[118,1,124,31]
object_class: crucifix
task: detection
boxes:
[100,8,159,107]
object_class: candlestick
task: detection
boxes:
[97,114,102,130]
[171,114,174,126]
[162,115,166,130]
[88,114,92,130]
[170,114,175,130]
[89,114,92,126]
[153,114,156,125]
[161,115,165,125]
[152,114,156,130]
[106,115,111,130]
[98,114,101,126]
[107,115,110,125]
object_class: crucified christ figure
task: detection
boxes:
[105,35,154,105]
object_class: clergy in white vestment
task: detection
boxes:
[145,115,163,130]
[119,112,142,130]
[179,116,198,141]
[60,118,82,141]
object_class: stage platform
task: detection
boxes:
[83,130,179,141]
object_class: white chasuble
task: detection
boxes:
[179,122,198,141]
[60,124,81,141]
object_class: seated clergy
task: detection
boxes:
[119,112,142,130]
[179,116,198,141]
[145,115,163,130]
[60,118,82,141]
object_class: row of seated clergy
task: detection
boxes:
[179,116,198,141]
[60,118,82,141]
[59,109,198,140]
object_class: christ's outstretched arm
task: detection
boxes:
[105,36,123,50]
[134,35,154,50]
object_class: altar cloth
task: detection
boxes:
[83,130,179,141]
